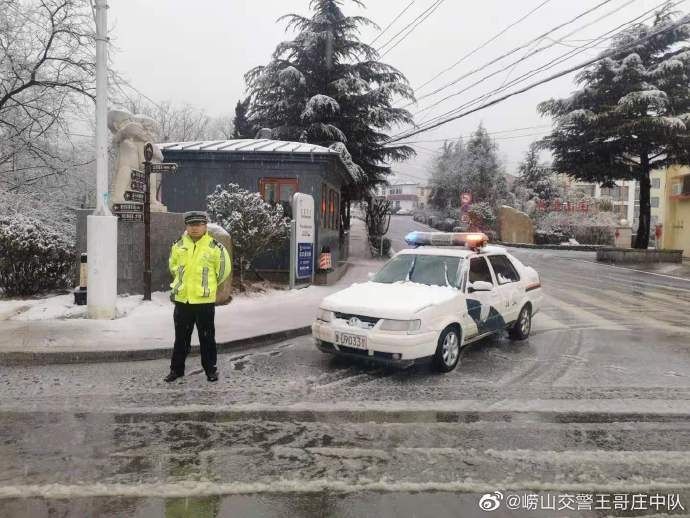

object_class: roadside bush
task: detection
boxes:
[0,215,74,296]
[574,226,614,245]
[535,226,572,245]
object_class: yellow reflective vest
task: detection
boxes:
[169,232,231,304]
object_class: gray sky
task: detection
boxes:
[109,0,676,182]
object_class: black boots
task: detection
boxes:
[164,370,218,382]
[164,371,184,383]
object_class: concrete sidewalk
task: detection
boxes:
[0,219,384,365]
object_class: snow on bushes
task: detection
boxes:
[206,183,290,285]
[0,215,75,296]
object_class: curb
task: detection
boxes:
[0,326,312,366]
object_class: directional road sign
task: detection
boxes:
[116,212,144,222]
[150,162,177,174]
[113,203,143,213]
[124,190,145,203]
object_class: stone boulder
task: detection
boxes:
[498,205,534,244]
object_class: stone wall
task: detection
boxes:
[498,205,534,244]
[76,210,185,294]
[596,248,683,264]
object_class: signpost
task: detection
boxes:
[461,192,472,206]
[111,142,177,300]
[290,193,315,289]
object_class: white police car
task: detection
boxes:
[312,232,542,372]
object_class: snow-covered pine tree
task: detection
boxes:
[516,142,559,202]
[429,139,466,209]
[232,97,255,139]
[428,125,508,211]
[539,7,690,248]
[244,0,415,201]
[206,183,290,288]
[464,125,508,208]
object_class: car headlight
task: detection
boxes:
[317,308,334,322]
[379,319,421,332]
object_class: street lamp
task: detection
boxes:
[87,0,117,319]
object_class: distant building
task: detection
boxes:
[384,182,419,211]
[417,185,432,209]
[660,165,690,257]
[557,175,637,223]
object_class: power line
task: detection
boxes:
[406,0,618,109]
[376,0,445,55]
[408,0,675,132]
[369,1,416,46]
[385,12,690,144]
[395,0,675,139]
[412,0,639,121]
[397,130,551,146]
[412,0,554,96]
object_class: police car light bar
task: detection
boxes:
[404,231,489,249]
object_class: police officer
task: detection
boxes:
[165,211,231,383]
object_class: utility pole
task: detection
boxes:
[87,0,118,319]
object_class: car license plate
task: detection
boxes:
[334,331,367,349]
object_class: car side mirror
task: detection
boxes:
[468,281,493,293]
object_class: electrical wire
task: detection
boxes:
[412,0,554,96]
[369,1,416,46]
[412,0,640,121]
[376,0,445,55]
[409,0,677,132]
[385,11,690,143]
[407,0,618,108]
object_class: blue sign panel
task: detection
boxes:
[297,243,313,279]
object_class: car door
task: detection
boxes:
[465,256,503,336]
[487,254,523,324]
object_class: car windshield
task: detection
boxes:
[372,254,462,287]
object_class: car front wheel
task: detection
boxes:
[508,304,531,340]
[433,326,461,373]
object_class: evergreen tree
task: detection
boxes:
[464,125,508,207]
[516,142,559,201]
[428,125,508,209]
[539,8,690,248]
[244,0,415,200]
[429,139,465,208]
[232,97,255,139]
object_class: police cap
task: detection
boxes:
[183,211,208,225]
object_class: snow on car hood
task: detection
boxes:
[320,281,457,320]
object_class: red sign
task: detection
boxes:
[536,199,591,213]
[461,192,472,205]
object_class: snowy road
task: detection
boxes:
[2,247,690,516]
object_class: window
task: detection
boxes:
[652,178,661,189]
[488,255,520,284]
[651,197,660,208]
[372,254,462,287]
[259,178,298,218]
[468,257,493,285]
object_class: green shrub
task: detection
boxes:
[0,215,74,296]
